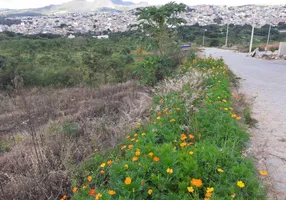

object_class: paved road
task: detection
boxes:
[205,48,286,200]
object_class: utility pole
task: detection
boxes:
[225,23,229,47]
[249,25,255,53]
[266,24,271,52]
[203,29,207,46]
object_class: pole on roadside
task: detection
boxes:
[203,29,207,46]
[203,29,205,46]
[225,23,229,47]
[266,24,271,52]
[249,25,255,53]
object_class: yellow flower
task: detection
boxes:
[87,176,92,182]
[121,145,127,150]
[134,133,138,137]
[72,187,78,193]
[206,187,214,193]
[224,108,229,111]
[180,142,187,147]
[189,151,194,155]
[187,186,194,193]
[135,150,141,156]
[259,170,268,176]
[148,152,154,157]
[231,193,236,198]
[217,96,221,99]
[107,160,112,166]
[157,116,161,120]
[237,181,245,188]
[176,108,181,111]
[82,185,87,189]
[142,133,146,136]
[166,168,173,174]
[190,178,203,187]
[231,114,237,118]
[236,116,241,120]
[217,168,224,173]
[170,119,176,122]
[132,156,138,162]
[124,177,132,185]
[108,190,116,195]
[148,189,153,195]
[95,193,102,200]
[222,99,227,103]
[100,163,106,168]
[124,164,129,169]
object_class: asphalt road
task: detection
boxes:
[205,48,286,200]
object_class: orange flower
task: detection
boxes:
[176,108,181,111]
[180,134,187,141]
[108,190,116,195]
[124,177,132,185]
[236,116,241,120]
[89,189,96,195]
[107,160,112,165]
[100,170,105,174]
[190,178,203,187]
[132,156,138,162]
[61,195,67,200]
[126,136,130,139]
[72,187,78,193]
[170,119,176,123]
[87,176,92,182]
[153,156,160,162]
[158,111,162,115]
[205,192,212,197]
[180,142,187,147]
[128,144,133,149]
[189,134,195,139]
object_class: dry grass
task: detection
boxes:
[0,81,152,200]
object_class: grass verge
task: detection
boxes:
[69,58,265,200]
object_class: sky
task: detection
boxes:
[0,0,285,9]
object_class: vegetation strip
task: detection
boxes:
[69,58,265,200]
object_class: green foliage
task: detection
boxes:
[70,57,265,200]
[0,37,137,88]
[134,2,187,56]
[209,39,220,47]
[134,56,177,86]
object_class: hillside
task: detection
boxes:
[0,0,148,15]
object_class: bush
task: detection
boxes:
[135,56,177,86]
[209,39,220,47]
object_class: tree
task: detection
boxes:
[83,41,113,84]
[134,2,187,56]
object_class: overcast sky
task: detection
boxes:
[0,0,285,9]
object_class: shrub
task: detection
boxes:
[134,56,177,86]
[209,39,220,47]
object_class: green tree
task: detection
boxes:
[134,2,187,56]
[83,43,113,84]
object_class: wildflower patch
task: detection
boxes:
[69,58,265,200]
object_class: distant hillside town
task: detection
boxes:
[1,5,286,36]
